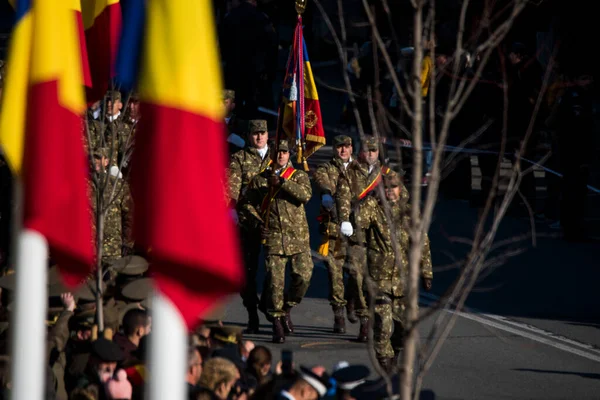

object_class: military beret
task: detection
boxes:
[333,135,352,147]
[105,90,122,102]
[362,136,379,151]
[278,139,290,152]
[332,365,370,391]
[121,277,153,301]
[222,89,235,100]
[92,337,125,362]
[248,119,267,133]
[110,256,149,276]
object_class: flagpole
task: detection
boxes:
[148,291,187,400]
[10,179,48,400]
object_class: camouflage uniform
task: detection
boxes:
[227,120,272,315]
[244,141,313,318]
[367,177,433,360]
[90,167,133,265]
[87,91,133,168]
[313,136,352,309]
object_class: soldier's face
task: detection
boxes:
[386,185,401,202]
[223,99,235,115]
[248,131,268,149]
[129,100,140,120]
[107,99,123,116]
[361,149,379,165]
[336,144,352,162]
[277,150,290,167]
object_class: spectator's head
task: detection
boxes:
[247,345,272,383]
[198,357,239,400]
[122,309,151,345]
[89,338,125,383]
[186,347,204,386]
[287,366,332,400]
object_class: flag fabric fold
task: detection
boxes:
[71,0,93,88]
[119,0,243,329]
[9,0,94,286]
[280,15,325,166]
[81,0,122,103]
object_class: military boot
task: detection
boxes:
[333,306,346,334]
[282,308,294,335]
[346,301,358,324]
[272,317,285,343]
[245,309,259,334]
[357,317,369,342]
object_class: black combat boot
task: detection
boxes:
[282,308,294,335]
[346,301,358,324]
[272,317,285,343]
[245,308,259,334]
[333,306,346,334]
[357,317,369,342]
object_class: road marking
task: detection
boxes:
[300,341,346,348]
[419,292,600,363]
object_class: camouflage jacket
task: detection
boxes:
[244,163,312,256]
[228,146,272,228]
[366,185,433,296]
[87,117,133,167]
[336,160,391,243]
[313,157,350,238]
[90,175,133,262]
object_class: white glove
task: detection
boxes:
[321,194,334,210]
[340,221,353,237]
[109,165,123,179]
[230,209,239,225]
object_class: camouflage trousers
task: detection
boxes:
[239,228,262,311]
[346,243,369,318]
[262,251,313,318]
[373,294,408,359]
[325,237,347,308]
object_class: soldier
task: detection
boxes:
[227,119,272,333]
[337,136,391,342]
[313,135,355,334]
[244,140,313,343]
[367,173,432,371]
[90,148,134,266]
[223,89,246,155]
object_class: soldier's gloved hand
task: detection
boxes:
[340,221,353,237]
[268,174,281,187]
[321,194,334,210]
[261,226,269,241]
[422,278,432,292]
[230,209,239,224]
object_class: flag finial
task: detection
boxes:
[295,0,307,15]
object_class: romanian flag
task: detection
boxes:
[116,0,243,329]
[81,0,122,103]
[280,16,325,166]
[5,0,94,285]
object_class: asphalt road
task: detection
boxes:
[218,61,600,398]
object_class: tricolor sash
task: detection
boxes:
[260,166,296,214]
[358,171,382,200]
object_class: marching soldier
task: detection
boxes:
[243,139,313,343]
[90,148,134,266]
[336,136,395,342]
[227,119,272,333]
[367,173,433,371]
[313,135,355,334]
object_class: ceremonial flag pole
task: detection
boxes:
[1,1,94,398]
